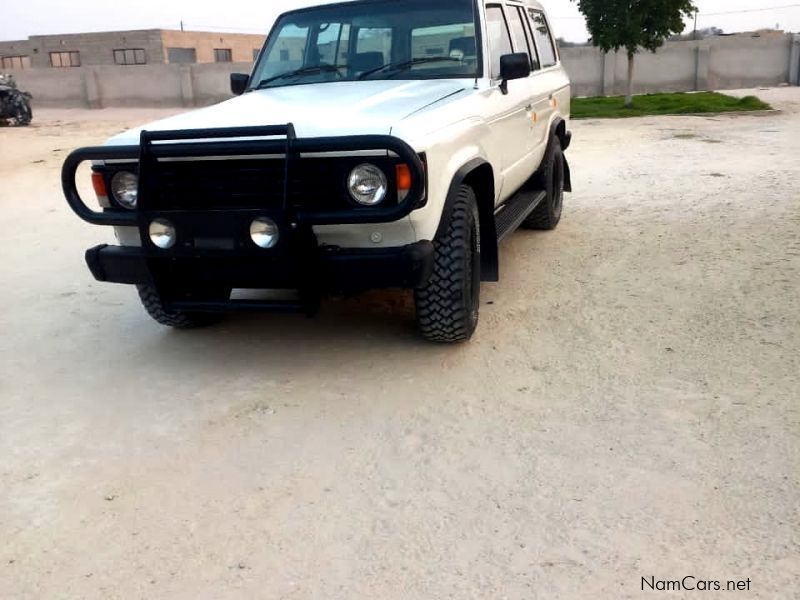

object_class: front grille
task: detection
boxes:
[154,158,288,210]
[143,156,401,212]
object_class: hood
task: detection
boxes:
[106,79,467,146]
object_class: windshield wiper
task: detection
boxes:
[255,64,344,89]
[358,57,463,80]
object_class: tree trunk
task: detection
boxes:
[625,53,635,108]
[625,52,636,108]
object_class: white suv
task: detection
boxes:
[62,0,572,343]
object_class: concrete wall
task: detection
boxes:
[12,62,253,108]
[561,33,799,97]
[559,46,604,97]
[707,35,794,90]
[10,67,87,107]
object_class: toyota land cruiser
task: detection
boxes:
[62,0,572,343]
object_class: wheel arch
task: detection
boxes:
[436,158,499,283]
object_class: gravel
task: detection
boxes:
[0,88,797,599]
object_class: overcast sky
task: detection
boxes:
[1,0,798,43]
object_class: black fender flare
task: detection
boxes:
[549,117,572,192]
[435,158,500,283]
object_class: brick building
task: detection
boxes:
[0,29,266,70]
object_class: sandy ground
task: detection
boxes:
[0,89,798,599]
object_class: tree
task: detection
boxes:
[572,0,696,106]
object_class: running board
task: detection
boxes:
[495,189,546,241]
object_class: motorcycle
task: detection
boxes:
[0,74,33,126]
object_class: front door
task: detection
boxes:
[485,4,535,204]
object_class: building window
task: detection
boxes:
[1,55,30,70]
[214,48,233,63]
[167,48,197,64]
[114,48,146,65]
[50,51,81,68]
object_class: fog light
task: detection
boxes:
[110,171,139,210]
[149,218,176,250]
[250,217,280,249]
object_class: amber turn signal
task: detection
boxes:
[91,172,107,198]
[396,164,412,192]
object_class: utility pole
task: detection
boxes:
[693,10,699,40]
[180,20,185,32]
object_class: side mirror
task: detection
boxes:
[499,53,531,95]
[230,73,250,96]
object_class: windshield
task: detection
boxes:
[250,0,481,90]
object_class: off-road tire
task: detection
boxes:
[523,137,564,230]
[136,284,224,329]
[14,104,32,127]
[415,185,480,343]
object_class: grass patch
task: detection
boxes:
[572,92,771,119]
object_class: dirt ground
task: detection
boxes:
[1,88,798,599]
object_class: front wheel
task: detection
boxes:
[14,102,32,126]
[415,185,481,343]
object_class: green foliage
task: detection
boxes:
[571,92,772,119]
[573,0,697,57]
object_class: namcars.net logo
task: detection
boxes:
[642,576,752,592]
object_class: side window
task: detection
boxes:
[528,10,557,68]
[506,5,533,68]
[486,5,513,79]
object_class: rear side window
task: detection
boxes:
[486,5,513,79]
[528,9,557,68]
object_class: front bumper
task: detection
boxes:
[86,241,434,293]
[63,124,431,313]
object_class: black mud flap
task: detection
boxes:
[563,154,573,193]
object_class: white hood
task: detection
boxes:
[106,79,468,146]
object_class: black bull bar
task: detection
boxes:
[60,125,431,313]
[61,124,426,226]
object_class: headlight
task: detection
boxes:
[348,164,388,206]
[149,219,176,250]
[250,217,280,249]
[110,171,139,210]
